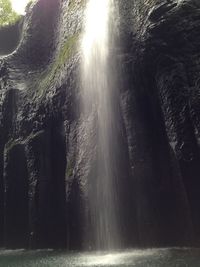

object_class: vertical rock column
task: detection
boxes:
[0,147,4,247]
[0,87,19,247]
[156,56,200,245]
[4,142,29,248]
[121,50,194,246]
[25,127,67,249]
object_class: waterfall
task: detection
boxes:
[81,0,120,250]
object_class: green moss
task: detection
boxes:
[68,0,76,10]
[66,166,73,177]
[68,0,85,11]
[66,161,74,178]
[36,33,80,97]
[58,33,79,66]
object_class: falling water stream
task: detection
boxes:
[2,1,200,266]
[81,0,120,249]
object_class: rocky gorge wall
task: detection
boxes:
[0,0,200,249]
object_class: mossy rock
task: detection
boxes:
[35,33,80,97]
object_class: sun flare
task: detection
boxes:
[10,0,30,15]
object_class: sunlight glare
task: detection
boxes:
[81,0,110,63]
[10,0,30,15]
[83,253,122,266]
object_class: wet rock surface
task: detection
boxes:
[0,21,22,56]
[0,0,200,249]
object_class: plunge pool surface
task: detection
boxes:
[0,248,199,266]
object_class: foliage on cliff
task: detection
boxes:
[0,0,21,27]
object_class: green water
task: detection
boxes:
[0,248,199,266]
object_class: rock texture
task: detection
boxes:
[0,0,200,249]
[0,20,22,56]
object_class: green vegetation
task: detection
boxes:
[57,33,79,66]
[0,0,21,27]
[66,163,73,178]
[37,33,80,96]
[66,167,73,178]
[68,0,85,11]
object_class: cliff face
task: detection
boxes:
[0,0,200,249]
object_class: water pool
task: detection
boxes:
[0,248,199,266]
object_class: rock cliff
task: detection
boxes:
[0,0,200,249]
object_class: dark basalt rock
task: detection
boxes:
[0,21,22,56]
[25,128,66,249]
[149,2,177,22]
[4,142,29,248]
[0,0,200,249]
